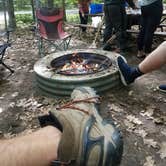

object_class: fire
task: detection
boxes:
[59,53,100,75]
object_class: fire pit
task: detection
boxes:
[50,52,112,75]
[34,49,121,97]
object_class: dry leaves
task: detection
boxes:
[143,138,158,148]
[134,129,147,138]
[0,107,3,113]
[158,142,166,159]
[107,103,123,112]
[11,92,19,98]
[140,106,154,120]
[16,97,43,111]
[124,119,136,131]
[143,156,155,166]
[126,115,143,125]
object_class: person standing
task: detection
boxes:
[78,0,91,33]
[137,0,163,58]
[103,0,137,52]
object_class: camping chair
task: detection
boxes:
[0,30,14,74]
[36,7,71,56]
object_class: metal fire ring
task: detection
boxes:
[34,49,122,97]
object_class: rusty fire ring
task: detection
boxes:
[34,49,122,97]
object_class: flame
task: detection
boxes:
[59,53,101,74]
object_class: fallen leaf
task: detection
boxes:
[11,92,19,98]
[0,107,3,113]
[124,119,136,130]
[107,103,123,112]
[143,156,155,166]
[143,138,158,148]
[158,142,166,159]
[9,102,15,108]
[126,115,143,125]
[134,129,148,138]
[161,129,166,136]
[128,90,133,96]
[140,106,154,119]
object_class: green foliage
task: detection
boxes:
[14,0,31,11]
[66,13,79,23]
[15,14,33,26]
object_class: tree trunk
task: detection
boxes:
[31,0,35,22]
[2,0,8,30]
[62,0,66,21]
[6,0,16,30]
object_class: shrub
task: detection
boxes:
[16,14,33,27]
[66,14,80,23]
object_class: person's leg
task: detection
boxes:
[137,7,147,58]
[117,41,166,85]
[103,5,113,43]
[0,126,61,166]
[143,0,163,54]
[118,6,127,51]
[81,13,89,32]
[110,5,125,51]
[139,41,166,73]
[79,11,86,32]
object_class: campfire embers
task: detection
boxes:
[50,52,112,75]
[34,49,121,97]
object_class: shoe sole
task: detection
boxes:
[75,87,123,165]
[157,86,166,93]
[116,55,128,86]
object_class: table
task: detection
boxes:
[87,9,166,26]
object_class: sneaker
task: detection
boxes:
[158,84,166,93]
[116,56,135,86]
[39,87,123,166]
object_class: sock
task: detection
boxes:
[130,67,144,81]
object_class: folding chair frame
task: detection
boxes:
[38,33,71,56]
[35,8,72,57]
[0,31,14,74]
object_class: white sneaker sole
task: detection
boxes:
[116,55,128,86]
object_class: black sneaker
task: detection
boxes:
[116,56,135,86]
[158,84,166,93]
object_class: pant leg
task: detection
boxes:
[144,0,163,53]
[79,11,89,32]
[137,0,163,53]
[137,8,147,51]
[109,5,127,50]
[103,5,113,43]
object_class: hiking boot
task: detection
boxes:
[116,56,135,86]
[39,87,123,166]
[158,84,166,93]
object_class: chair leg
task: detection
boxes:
[63,36,72,50]
[66,36,72,49]
[1,61,14,73]
[38,38,45,57]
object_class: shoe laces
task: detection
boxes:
[56,96,101,115]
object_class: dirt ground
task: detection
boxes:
[0,27,166,166]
